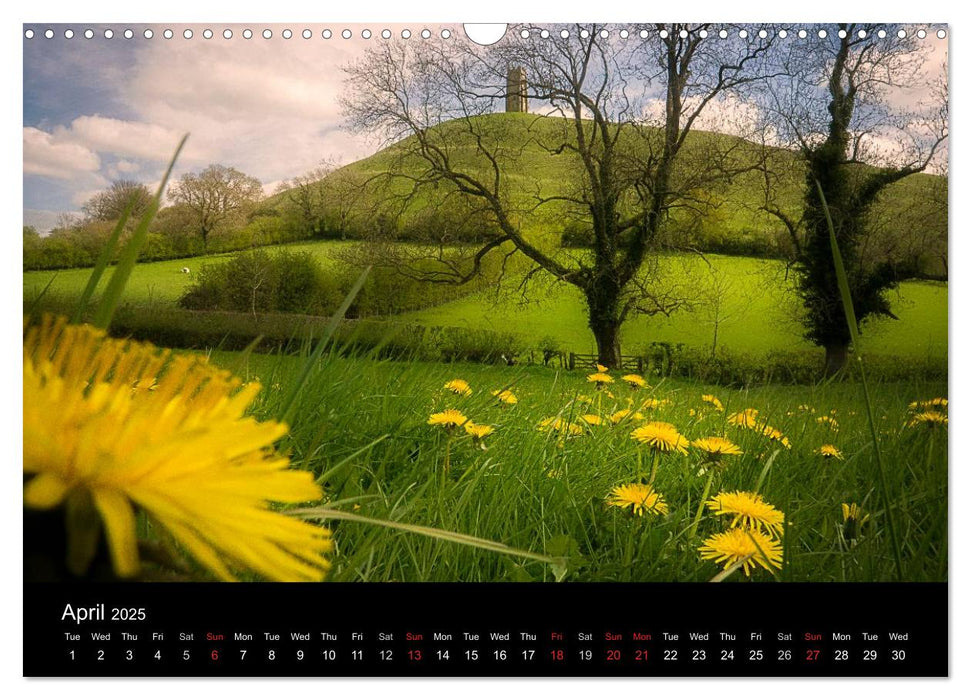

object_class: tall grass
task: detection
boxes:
[214,350,947,582]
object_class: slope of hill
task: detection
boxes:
[266,112,945,271]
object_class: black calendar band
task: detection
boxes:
[24,582,947,677]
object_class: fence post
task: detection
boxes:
[568,352,575,371]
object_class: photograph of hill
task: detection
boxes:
[23,23,947,584]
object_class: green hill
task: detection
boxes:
[266,112,945,273]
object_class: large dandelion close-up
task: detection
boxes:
[23,315,332,582]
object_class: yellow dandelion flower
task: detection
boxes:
[587,372,613,387]
[464,422,494,449]
[816,444,844,460]
[728,408,759,429]
[701,394,724,412]
[760,425,792,449]
[610,408,645,424]
[491,389,518,405]
[443,379,472,396]
[428,409,469,429]
[596,364,609,372]
[581,414,603,426]
[816,415,839,431]
[907,411,948,428]
[692,436,743,460]
[622,374,646,389]
[23,316,331,582]
[706,490,785,536]
[639,398,661,411]
[464,422,494,439]
[689,408,697,417]
[841,502,870,540]
[797,404,815,413]
[606,483,668,516]
[630,421,690,454]
[699,528,783,576]
[575,394,594,405]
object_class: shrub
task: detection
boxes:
[179,249,341,315]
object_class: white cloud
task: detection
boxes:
[55,115,184,162]
[114,36,375,181]
[23,127,100,179]
[115,160,141,173]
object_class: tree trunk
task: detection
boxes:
[591,317,622,369]
[586,283,624,369]
[824,343,849,376]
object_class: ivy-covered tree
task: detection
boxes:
[761,24,947,374]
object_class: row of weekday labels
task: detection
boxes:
[65,630,912,643]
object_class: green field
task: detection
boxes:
[23,240,355,306]
[196,349,947,582]
[399,255,947,359]
[25,240,947,361]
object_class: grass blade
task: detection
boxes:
[278,266,370,423]
[72,198,135,324]
[708,557,749,582]
[293,506,559,566]
[753,448,780,493]
[92,135,188,329]
[26,273,58,317]
[315,434,389,485]
[815,178,903,581]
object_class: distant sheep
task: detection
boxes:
[180,267,190,274]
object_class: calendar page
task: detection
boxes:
[22,21,948,678]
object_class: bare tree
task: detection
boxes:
[278,159,339,238]
[342,24,775,367]
[168,164,263,254]
[54,212,81,232]
[81,180,153,223]
[759,24,947,374]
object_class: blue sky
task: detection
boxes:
[23,23,379,231]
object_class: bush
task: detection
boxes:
[641,345,947,386]
[179,250,341,316]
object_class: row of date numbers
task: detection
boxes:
[68,647,908,663]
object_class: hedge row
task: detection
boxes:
[25,297,946,386]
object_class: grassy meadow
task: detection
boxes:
[200,348,947,582]
[24,241,947,361]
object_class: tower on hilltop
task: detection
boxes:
[505,67,527,113]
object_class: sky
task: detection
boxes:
[22,23,947,233]
[23,23,386,232]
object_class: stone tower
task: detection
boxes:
[505,67,528,113]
